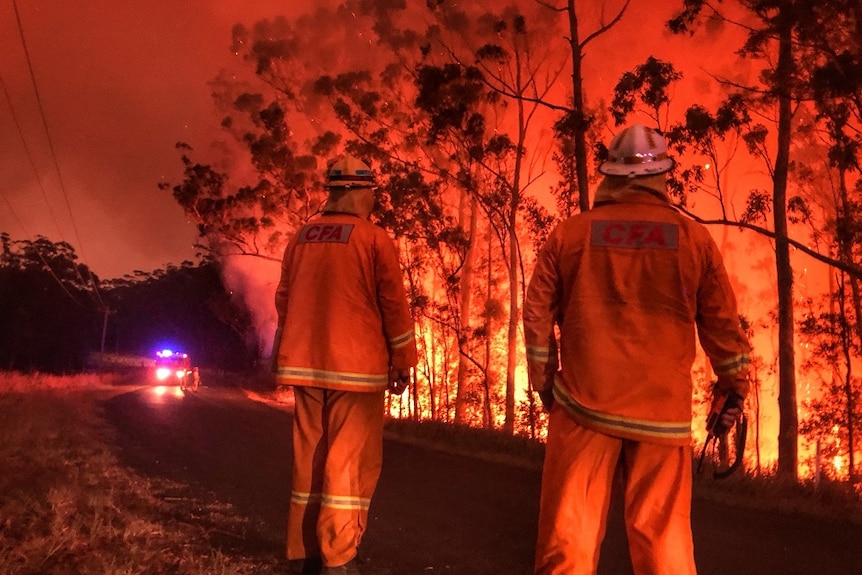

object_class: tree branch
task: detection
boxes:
[678,207,862,279]
[580,0,631,49]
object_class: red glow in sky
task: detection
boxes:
[0,1,302,279]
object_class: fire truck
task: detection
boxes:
[153,349,196,390]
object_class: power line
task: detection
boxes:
[1,75,85,307]
[11,0,105,307]
[0,191,28,237]
[0,73,64,239]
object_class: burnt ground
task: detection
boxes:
[102,383,862,575]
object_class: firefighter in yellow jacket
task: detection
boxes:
[523,124,751,575]
[273,155,417,575]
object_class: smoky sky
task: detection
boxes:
[0,0,746,280]
[0,0,307,279]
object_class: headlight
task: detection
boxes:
[175,370,186,379]
[156,367,171,380]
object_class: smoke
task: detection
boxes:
[220,254,282,359]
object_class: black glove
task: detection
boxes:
[538,388,555,412]
[706,389,744,436]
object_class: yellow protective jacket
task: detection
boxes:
[523,181,751,445]
[274,212,418,392]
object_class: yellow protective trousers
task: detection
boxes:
[286,387,385,568]
[535,405,697,575]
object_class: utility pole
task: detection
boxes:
[100,306,114,371]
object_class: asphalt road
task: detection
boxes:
[102,384,862,575]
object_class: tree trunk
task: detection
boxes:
[837,169,860,483]
[753,363,763,474]
[504,57,528,435]
[837,276,856,483]
[454,189,479,425]
[567,0,591,213]
[504,214,519,435]
[773,13,798,481]
[483,230,495,428]
[849,275,861,483]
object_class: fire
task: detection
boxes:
[195,2,862,484]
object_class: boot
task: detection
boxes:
[321,558,392,575]
[286,556,323,574]
[320,560,360,575]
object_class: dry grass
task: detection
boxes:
[0,372,282,575]
[425,419,862,524]
[378,404,862,525]
[383,416,546,470]
[692,467,862,524]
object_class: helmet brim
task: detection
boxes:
[324,184,379,193]
[325,183,377,190]
[598,157,675,178]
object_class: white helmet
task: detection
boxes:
[598,124,675,178]
[325,155,376,189]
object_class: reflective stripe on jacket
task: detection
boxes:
[274,213,418,392]
[523,187,751,445]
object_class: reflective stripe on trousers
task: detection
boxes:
[535,405,697,575]
[287,387,385,567]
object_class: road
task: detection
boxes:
[102,384,862,575]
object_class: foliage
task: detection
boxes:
[0,233,255,373]
[159,1,568,433]
[102,257,256,371]
[0,234,101,373]
[797,286,862,482]
[550,101,608,218]
[642,0,862,479]
[610,56,682,129]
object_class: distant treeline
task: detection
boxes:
[0,233,256,374]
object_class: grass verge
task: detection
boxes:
[0,372,282,575]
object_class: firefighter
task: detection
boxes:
[523,124,751,575]
[273,154,417,575]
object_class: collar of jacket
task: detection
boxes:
[320,211,364,217]
[593,174,672,207]
[322,187,373,218]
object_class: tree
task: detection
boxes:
[412,61,499,425]
[213,1,564,434]
[0,234,100,373]
[539,0,630,213]
[663,0,805,479]
[798,280,861,483]
[102,257,255,371]
[428,4,563,434]
[161,0,862,459]
[593,0,862,480]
